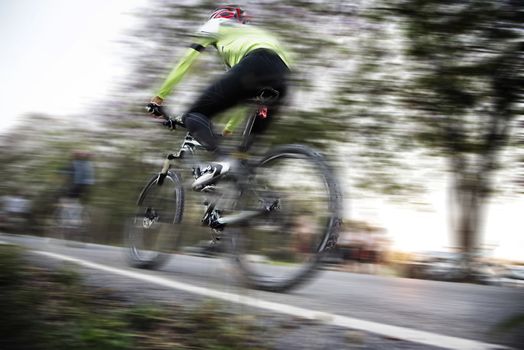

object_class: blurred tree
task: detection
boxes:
[375,0,523,261]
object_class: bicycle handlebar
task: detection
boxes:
[146,103,186,130]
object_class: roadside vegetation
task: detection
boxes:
[0,244,270,350]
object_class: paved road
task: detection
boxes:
[2,233,523,349]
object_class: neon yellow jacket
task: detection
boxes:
[156,19,290,99]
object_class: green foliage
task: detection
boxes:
[492,313,524,335]
[0,245,133,350]
[0,245,24,286]
[0,246,47,350]
[0,246,272,350]
[366,0,524,252]
[383,0,523,156]
[124,305,170,332]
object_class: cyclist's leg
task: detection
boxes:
[183,68,251,152]
[75,184,91,205]
[64,184,87,224]
[242,92,287,152]
[59,184,80,215]
[236,50,289,152]
[183,49,290,152]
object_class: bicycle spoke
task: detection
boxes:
[233,145,341,292]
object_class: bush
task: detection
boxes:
[0,245,270,350]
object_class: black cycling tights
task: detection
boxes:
[182,49,289,152]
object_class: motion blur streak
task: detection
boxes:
[33,249,511,350]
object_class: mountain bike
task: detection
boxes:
[125,92,342,292]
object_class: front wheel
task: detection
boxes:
[125,172,184,269]
[232,144,342,292]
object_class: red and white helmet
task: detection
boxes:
[209,6,248,24]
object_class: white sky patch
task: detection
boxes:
[0,0,148,132]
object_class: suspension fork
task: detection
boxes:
[157,135,201,186]
[157,153,177,185]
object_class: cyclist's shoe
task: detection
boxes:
[192,160,232,190]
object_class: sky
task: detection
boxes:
[0,0,146,132]
[351,179,524,261]
[0,0,522,261]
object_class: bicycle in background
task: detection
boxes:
[50,150,94,246]
[52,197,90,245]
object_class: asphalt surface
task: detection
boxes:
[1,233,523,349]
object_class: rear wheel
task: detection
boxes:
[125,172,184,269]
[232,145,342,292]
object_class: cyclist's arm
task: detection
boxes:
[156,37,215,99]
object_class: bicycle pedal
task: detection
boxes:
[210,220,225,231]
[210,231,221,242]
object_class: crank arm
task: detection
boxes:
[215,210,263,226]
[215,198,279,226]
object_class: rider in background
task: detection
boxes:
[146,5,291,189]
[63,150,95,203]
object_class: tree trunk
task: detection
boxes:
[455,180,482,255]
[449,156,487,280]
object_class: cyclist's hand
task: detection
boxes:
[146,96,165,117]
[146,102,165,117]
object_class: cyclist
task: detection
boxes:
[53,150,94,233]
[64,150,95,202]
[146,6,291,189]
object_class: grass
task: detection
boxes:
[0,245,271,350]
[492,313,524,335]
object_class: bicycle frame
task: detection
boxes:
[129,98,342,290]
[155,109,278,232]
